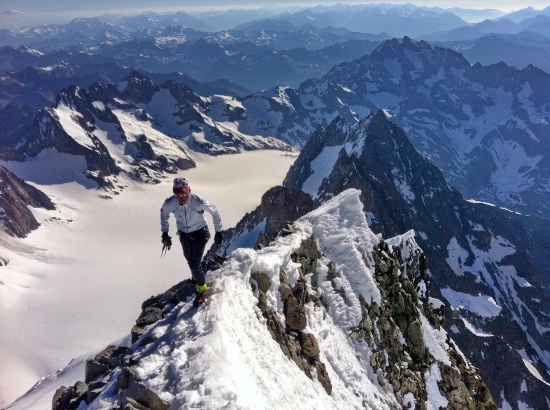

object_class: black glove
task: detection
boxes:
[161,231,172,249]
[214,231,223,244]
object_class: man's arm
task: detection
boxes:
[160,198,172,233]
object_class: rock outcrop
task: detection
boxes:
[204,185,314,270]
[0,165,55,237]
[250,238,333,395]
[52,280,197,409]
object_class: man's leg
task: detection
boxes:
[179,228,209,290]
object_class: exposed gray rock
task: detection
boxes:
[298,331,320,359]
[141,278,198,311]
[51,386,70,410]
[0,165,55,237]
[86,381,107,403]
[313,359,332,396]
[363,239,495,409]
[117,366,138,391]
[85,345,130,383]
[121,71,160,104]
[123,397,149,410]
[113,366,171,410]
[131,325,146,345]
[251,271,272,294]
[248,238,333,394]
[130,279,198,345]
[135,306,162,327]
[284,292,307,331]
[52,381,87,410]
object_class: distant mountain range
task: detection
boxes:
[0,32,382,92]
[1,6,548,96]
[2,4,548,45]
[3,37,549,219]
[321,38,550,219]
[498,6,550,23]
[437,32,550,73]
[422,14,550,41]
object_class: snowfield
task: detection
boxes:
[0,150,297,407]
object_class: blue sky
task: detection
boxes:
[1,0,548,13]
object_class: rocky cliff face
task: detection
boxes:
[0,165,55,238]
[205,186,315,268]
[52,190,495,409]
[282,111,550,408]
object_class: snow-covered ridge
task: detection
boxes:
[47,190,493,409]
[7,74,296,191]
[281,109,550,408]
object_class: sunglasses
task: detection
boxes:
[175,193,189,198]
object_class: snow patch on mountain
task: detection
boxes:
[459,316,494,338]
[458,234,550,354]
[517,350,550,387]
[142,88,195,138]
[466,199,523,215]
[424,363,449,409]
[226,218,266,256]
[445,237,469,275]
[54,104,96,151]
[488,138,542,205]
[91,101,106,111]
[391,167,415,203]
[1,148,95,187]
[302,146,341,199]
[420,314,451,366]
[304,189,382,307]
[271,86,295,108]
[441,288,502,318]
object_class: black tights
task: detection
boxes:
[178,226,210,286]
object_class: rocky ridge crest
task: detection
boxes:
[52,191,494,409]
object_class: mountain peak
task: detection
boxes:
[55,85,87,110]
[120,71,159,104]
[370,108,394,124]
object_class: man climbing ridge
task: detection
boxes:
[160,177,223,306]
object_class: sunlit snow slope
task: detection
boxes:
[0,151,296,407]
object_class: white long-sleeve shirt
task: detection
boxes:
[160,194,222,234]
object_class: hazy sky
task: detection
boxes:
[1,1,548,29]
